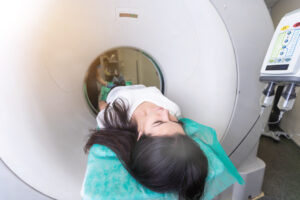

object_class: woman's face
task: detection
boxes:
[132,102,185,140]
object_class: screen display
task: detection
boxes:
[266,64,289,70]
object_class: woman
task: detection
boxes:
[84,85,208,200]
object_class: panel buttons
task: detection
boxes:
[287,31,292,35]
[280,52,284,55]
[281,25,290,31]
[284,39,289,43]
[282,45,286,49]
[285,58,291,62]
[293,22,300,28]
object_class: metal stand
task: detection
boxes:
[264,85,292,141]
[262,130,291,141]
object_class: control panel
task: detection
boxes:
[261,9,300,78]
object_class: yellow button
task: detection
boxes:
[281,25,290,31]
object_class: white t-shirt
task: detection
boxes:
[96,85,182,128]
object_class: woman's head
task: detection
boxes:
[102,57,109,66]
[84,99,208,199]
[130,134,208,200]
[132,101,185,140]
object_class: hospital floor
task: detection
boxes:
[257,136,300,200]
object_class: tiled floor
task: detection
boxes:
[257,136,300,200]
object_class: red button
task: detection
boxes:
[293,22,300,27]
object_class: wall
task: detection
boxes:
[271,0,300,26]
[118,49,161,88]
[137,53,160,89]
[264,0,280,12]
[118,49,139,84]
[270,0,300,146]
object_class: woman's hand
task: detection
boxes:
[99,101,108,111]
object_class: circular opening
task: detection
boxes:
[84,47,164,115]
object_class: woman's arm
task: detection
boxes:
[97,68,108,86]
[98,100,108,111]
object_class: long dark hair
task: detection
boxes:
[84,99,208,200]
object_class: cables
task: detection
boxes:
[229,114,261,157]
[267,111,284,124]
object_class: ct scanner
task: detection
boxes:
[0,0,274,199]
